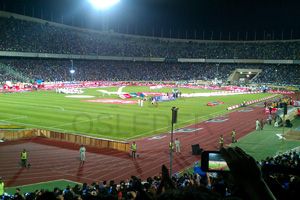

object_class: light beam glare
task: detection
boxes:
[88,0,120,10]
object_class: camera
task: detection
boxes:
[201,151,230,172]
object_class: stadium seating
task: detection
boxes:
[0,16,300,84]
[0,59,300,84]
[0,13,300,200]
[1,17,300,59]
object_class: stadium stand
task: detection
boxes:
[0,13,299,85]
[260,149,300,199]
[0,16,300,59]
[0,11,299,200]
[0,58,300,84]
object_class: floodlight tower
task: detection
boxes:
[88,0,121,31]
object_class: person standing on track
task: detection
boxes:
[174,138,181,153]
[219,135,224,149]
[79,145,86,166]
[231,129,236,143]
[256,119,260,131]
[131,141,137,159]
[20,149,28,168]
[260,118,264,130]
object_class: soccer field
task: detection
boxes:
[0,86,273,140]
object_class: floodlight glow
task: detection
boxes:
[89,0,120,10]
[70,69,75,74]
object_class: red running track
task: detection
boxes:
[0,105,266,187]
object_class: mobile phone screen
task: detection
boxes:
[208,152,230,171]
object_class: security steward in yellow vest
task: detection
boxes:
[20,149,28,168]
[219,135,224,149]
[0,177,4,197]
[169,142,174,153]
[231,129,236,143]
[131,142,137,159]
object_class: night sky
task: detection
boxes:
[1,0,300,40]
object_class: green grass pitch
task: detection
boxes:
[231,117,300,160]
[208,161,230,171]
[5,179,80,194]
[0,86,273,140]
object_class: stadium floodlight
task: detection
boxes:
[70,69,75,74]
[88,0,120,10]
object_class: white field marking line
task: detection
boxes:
[0,98,117,117]
[0,113,28,118]
[0,109,126,141]
[0,119,123,141]
[0,97,64,111]
[125,109,229,140]
[0,113,27,117]
[0,99,65,111]
[50,114,113,129]
[0,115,28,121]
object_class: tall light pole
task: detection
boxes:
[70,60,75,82]
[170,106,179,176]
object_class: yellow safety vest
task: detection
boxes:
[21,152,27,160]
[169,142,174,150]
[219,137,224,144]
[0,182,4,196]
[131,144,137,151]
[232,131,236,137]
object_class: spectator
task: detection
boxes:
[0,177,4,198]
[256,119,260,130]
[174,138,181,153]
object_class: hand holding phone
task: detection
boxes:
[220,147,276,200]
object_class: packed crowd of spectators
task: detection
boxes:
[2,170,219,200]
[260,149,300,199]
[1,17,300,59]
[0,16,299,85]
[262,150,300,169]
[0,58,299,85]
